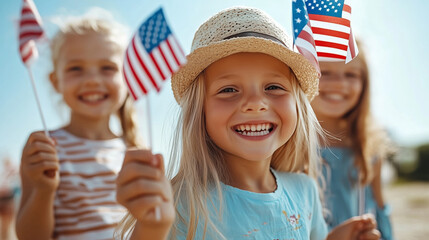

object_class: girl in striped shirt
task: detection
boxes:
[16,14,141,240]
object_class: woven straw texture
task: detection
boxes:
[171,7,319,103]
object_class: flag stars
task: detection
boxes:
[295,18,302,24]
[296,8,301,13]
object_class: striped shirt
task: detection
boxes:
[51,129,127,240]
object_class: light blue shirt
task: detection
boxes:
[174,170,328,240]
[321,147,394,240]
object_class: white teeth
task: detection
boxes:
[235,123,272,137]
[325,93,344,101]
[81,94,105,102]
[238,130,270,136]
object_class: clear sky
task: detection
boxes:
[1,0,428,169]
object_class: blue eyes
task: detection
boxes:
[265,85,284,91]
[218,85,286,94]
[219,87,237,93]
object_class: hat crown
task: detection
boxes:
[191,7,294,52]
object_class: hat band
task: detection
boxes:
[224,31,286,46]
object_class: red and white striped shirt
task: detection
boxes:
[51,129,127,240]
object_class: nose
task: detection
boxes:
[241,90,268,113]
[83,68,102,85]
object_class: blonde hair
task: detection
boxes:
[49,16,141,147]
[342,41,393,184]
[117,68,324,239]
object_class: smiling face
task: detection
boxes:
[311,58,364,119]
[50,32,127,121]
[204,53,297,163]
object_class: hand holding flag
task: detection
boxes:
[122,7,186,221]
[18,0,55,177]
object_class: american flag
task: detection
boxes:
[304,0,358,63]
[292,0,320,75]
[18,0,44,66]
[123,8,186,100]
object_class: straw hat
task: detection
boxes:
[171,6,319,103]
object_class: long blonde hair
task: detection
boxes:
[170,72,323,240]
[343,41,392,184]
[115,66,324,239]
[49,16,141,147]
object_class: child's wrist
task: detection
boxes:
[134,220,173,240]
[31,187,56,200]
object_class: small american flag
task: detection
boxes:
[18,0,44,66]
[292,0,320,75]
[305,0,358,63]
[123,8,186,100]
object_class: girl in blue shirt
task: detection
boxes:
[115,7,380,240]
[311,41,394,240]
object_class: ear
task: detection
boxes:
[49,72,60,92]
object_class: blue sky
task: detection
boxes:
[1,0,428,169]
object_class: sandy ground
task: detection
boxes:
[2,182,428,240]
[385,182,429,240]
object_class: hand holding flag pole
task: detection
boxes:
[19,0,55,177]
[123,7,186,221]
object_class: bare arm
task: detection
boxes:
[129,221,172,240]
[15,132,59,240]
[16,188,56,239]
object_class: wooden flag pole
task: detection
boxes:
[145,95,161,221]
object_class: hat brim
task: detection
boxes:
[171,37,319,103]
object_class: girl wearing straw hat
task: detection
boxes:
[116,7,380,240]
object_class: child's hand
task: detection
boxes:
[116,149,175,230]
[20,131,59,193]
[327,214,381,240]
